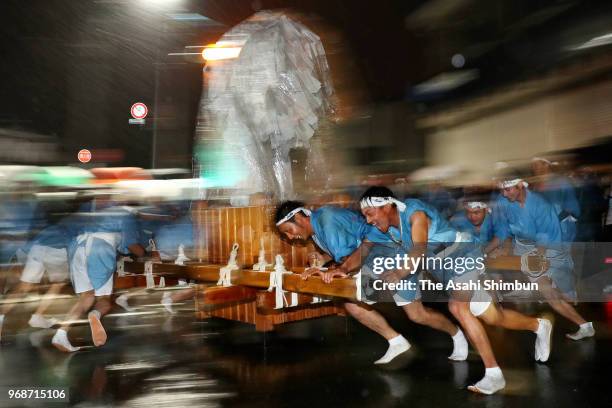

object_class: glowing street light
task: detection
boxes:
[202,43,242,61]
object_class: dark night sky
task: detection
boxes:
[1,0,611,166]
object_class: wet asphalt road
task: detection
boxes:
[0,292,610,408]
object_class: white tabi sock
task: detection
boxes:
[534,318,552,362]
[115,294,135,312]
[52,329,80,353]
[468,366,505,395]
[28,314,58,329]
[448,328,469,361]
[161,292,175,314]
[566,322,595,341]
[374,335,411,364]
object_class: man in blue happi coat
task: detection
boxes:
[51,194,145,352]
[275,201,469,366]
[495,174,594,341]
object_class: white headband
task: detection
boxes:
[360,197,407,212]
[275,207,312,226]
[532,156,559,166]
[465,201,488,210]
[498,178,529,189]
[532,156,551,165]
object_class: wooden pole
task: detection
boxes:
[186,265,357,299]
[120,253,545,301]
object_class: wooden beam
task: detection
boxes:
[184,264,221,281]
[185,254,545,301]
[290,255,546,274]
[114,274,178,290]
[255,290,320,310]
[203,285,258,305]
[186,265,357,300]
[123,261,187,277]
[485,255,546,272]
[112,253,543,300]
[257,303,344,330]
[279,271,356,299]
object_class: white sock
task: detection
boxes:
[0,314,5,324]
[449,328,469,361]
[52,329,80,352]
[116,294,135,312]
[534,318,552,362]
[567,322,595,340]
[389,334,407,346]
[161,292,175,314]
[468,366,505,395]
[374,335,410,364]
[485,367,503,377]
[29,314,57,329]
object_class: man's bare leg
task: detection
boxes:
[29,283,66,328]
[449,298,505,395]
[32,283,65,315]
[402,301,468,361]
[0,281,35,315]
[161,288,195,314]
[344,302,410,364]
[115,288,147,312]
[52,291,96,352]
[479,303,552,362]
[345,302,399,340]
[480,305,538,331]
[403,301,457,335]
[536,277,594,340]
[0,282,35,341]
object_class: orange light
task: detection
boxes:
[202,43,242,61]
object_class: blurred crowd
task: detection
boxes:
[0,147,610,348]
[343,154,612,244]
[0,166,197,349]
[0,166,197,267]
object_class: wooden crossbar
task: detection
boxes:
[118,253,545,300]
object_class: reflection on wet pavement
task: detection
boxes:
[0,297,610,407]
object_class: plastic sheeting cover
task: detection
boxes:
[196,10,334,200]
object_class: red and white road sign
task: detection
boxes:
[130,102,148,119]
[77,149,92,163]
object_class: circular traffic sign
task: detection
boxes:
[78,149,92,163]
[130,102,148,119]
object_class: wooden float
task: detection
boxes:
[117,254,544,299]
[115,254,546,331]
[112,203,548,331]
[195,285,345,332]
[116,260,348,331]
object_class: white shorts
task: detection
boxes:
[469,289,493,317]
[355,271,419,307]
[361,294,415,307]
[21,245,69,284]
[70,245,114,296]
